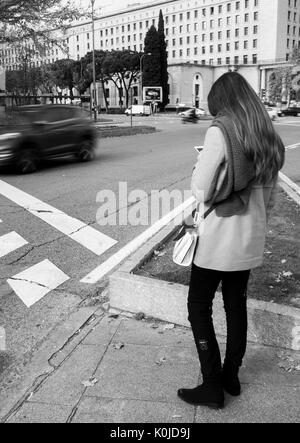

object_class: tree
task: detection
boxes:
[103,50,141,108]
[73,50,110,111]
[0,0,81,46]
[143,25,161,88]
[268,48,300,104]
[158,10,169,110]
[49,58,77,100]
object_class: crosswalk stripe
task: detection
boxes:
[7,259,70,308]
[0,232,28,258]
[0,179,117,256]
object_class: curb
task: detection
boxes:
[279,173,300,206]
[109,187,300,352]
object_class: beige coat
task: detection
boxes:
[192,126,277,272]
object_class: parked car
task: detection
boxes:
[265,107,278,121]
[125,105,151,116]
[0,105,97,174]
[278,106,300,117]
[178,108,207,118]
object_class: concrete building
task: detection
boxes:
[1,0,299,108]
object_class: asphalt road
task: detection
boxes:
[0,114,299,390]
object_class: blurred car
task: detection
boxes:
[178,108,207,119]
[277,106,300,117]
[266,107,278,121]
[0,105,97,174]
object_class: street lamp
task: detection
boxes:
[91,0,97,121]
[140,52,152,103]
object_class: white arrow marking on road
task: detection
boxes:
[7,259,70,308]
[81,196,196,284]
[0,179,117,256]
[0,232,28,258]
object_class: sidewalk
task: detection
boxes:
[3,311,300,423]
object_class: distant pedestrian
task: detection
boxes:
[178,72,285,409]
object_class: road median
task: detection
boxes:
[97,125,157,138]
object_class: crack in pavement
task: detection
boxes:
[0,311,105,423]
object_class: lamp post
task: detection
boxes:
[91,0,97,121]
[140,52,152,103]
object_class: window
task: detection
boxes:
[252,54,257,64]
[243,54,248,64]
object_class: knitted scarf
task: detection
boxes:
[209,115,256,217]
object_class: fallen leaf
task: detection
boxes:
[150,324,159,329]
[155,357,167,366]
[281,259,287,264]
[82,377,98,387]
[113,342,125,350]
[134,312,145,321]
[164,324,175,330]
[282,271,293,278]
[172,415,182,419]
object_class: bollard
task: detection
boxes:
[0,327,6,351]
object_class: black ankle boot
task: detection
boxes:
[178,382,224,409]
[222,366,241,397]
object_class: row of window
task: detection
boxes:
[73,10,259,44]
[168,39,258,50]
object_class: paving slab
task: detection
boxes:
[194,385,300,423]
[72,396,195,423]
[82,315,124,346]
[8,403,72,423]
[240,344,300,387]
[88,343,200,403]
[29,344,106,406]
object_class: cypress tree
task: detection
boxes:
[143,25,161,88]
[158,9,169,109]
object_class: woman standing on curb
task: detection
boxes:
[178,72,285,410]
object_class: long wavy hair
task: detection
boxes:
[208,72,285,184]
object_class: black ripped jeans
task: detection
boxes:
[188,264,251,384]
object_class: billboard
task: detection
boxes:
[143,86,163,103]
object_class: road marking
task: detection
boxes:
[276,122,300,127]
[81,196,195,284]
[7,259,70,308]
[286,143,300,151]
[0,179,117,256]
[0,232,28,258]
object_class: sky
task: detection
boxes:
[76,0,158,14]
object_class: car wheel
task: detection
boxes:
[16,150,38,174]
[77,139,95,162]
